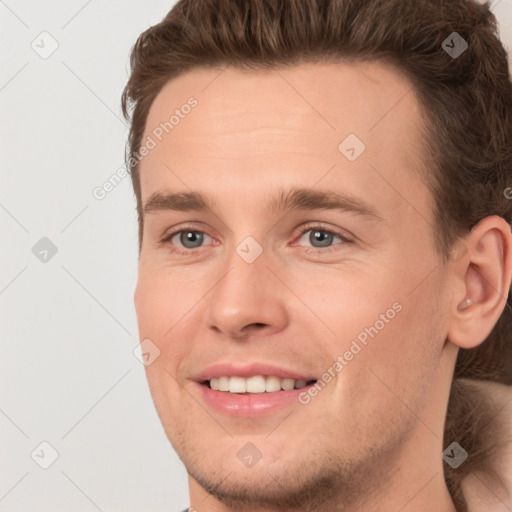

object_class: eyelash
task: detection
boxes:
[159,222,353,256]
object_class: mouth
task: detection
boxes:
[202,375,317,394]
[194,363,320,417]
[197,375,320,417]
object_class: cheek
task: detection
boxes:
[134,270,206,388]
[135,271,163,328]
[134,269,197,338]
[355,284,444,400]
[134,278,178,399]
[135,274,186,424]
[302,262,444,390]
[285,264,402,341]
[330,292,443,447]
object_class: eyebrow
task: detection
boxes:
[142,187,384,222]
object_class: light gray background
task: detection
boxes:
[1,1,511,511]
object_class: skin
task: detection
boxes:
[133,61,512,512]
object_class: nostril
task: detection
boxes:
[238,323,269,337]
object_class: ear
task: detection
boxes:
[447,215,512,349]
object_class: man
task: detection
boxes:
[121,0,512,510]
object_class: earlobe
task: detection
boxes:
[447,216,512,350]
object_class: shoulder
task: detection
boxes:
[458,379,512,512]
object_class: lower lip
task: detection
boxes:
[197,382,315,417]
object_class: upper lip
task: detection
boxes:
[194,362,317,382]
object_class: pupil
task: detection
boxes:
[181,231,203,248]
[311,230,332,247]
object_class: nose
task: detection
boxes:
[203,246,289,340]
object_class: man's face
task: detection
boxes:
[134,62,453,508]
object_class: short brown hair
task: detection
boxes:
[121,1,512,509]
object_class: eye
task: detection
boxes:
[161,228,213,251]
[159,223,352,255]
[294,224,352,252]
[299,229,339,248]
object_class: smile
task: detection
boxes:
[205,375,316,394]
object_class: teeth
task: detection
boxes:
[247,375,266,393]
[265,376,281,393]
[218,376,229,391]
[208,376,313,393]
[229,376,246,393]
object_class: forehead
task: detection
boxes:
[139,61,430,222]
[143,60,422,137]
